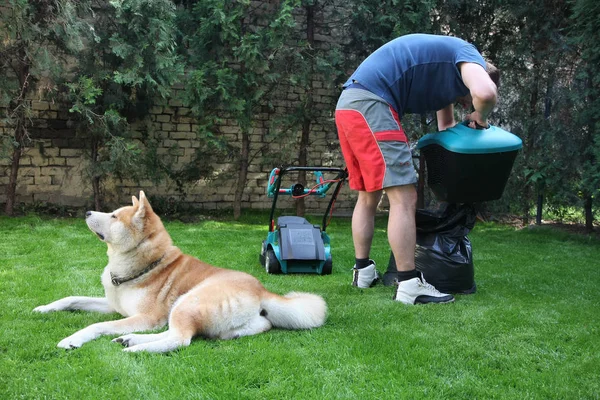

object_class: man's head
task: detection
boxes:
[455,93,473,109]
[486,61,500,89]
[455,60,500,109]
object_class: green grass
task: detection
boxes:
[1,213,599,399]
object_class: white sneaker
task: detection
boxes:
[352,261,379,288]
[394,274,454,304]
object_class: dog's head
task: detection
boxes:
[85,191,162,253]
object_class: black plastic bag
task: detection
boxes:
[384,203,477,294]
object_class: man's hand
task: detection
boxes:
[464,111,489,129]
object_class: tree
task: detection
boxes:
[0,0,90,215]
[65,0,183,210]
[267,0,345,216]
[178,0,301,219]
[569,0,600,231]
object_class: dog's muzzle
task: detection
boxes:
[85,211,105,241]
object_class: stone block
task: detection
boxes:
[49,102,61,111]
[45,157,66,167]
[66,157,83,167]
[178,107,192,116]
[177,124,191,132]
[35,175,52,185]
[59,149,82,157]
[220,126,239,135]
[40,147,60,157]
[32,101,50,111]
[162,139,178,148]
[41,166,64,176]
[170,132,196,140]
[162,123,174,131]
[19,156,33,166]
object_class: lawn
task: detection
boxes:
[0,213,599,399]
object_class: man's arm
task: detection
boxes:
[460,62,497,127]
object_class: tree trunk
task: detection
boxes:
[584,195,594,233]
[536,193,543,225]
[90,137,103,211]
[296,117,310,217]
[4,45,30,216]
[233,129,250,220]
[534,68,555,226]
[4,121,25,216]
[295,2,316,217]
[522,65,541,225]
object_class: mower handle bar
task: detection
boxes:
[267,166,348,232]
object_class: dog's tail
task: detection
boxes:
[260,292,327,330]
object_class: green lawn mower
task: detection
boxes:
[259,166,347,275]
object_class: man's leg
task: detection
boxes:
[351,190,382,288]
[385,184,454,305]
[385,185,417,272]
[352,190,382,259]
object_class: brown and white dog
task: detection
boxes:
[33,191,327,353]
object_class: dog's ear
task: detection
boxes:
[132,195,139,208]
[134,191,154,221]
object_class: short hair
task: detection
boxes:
[486,61,500,88]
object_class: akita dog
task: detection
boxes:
[33,191,327,353]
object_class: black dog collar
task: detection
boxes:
[110,255,165,286]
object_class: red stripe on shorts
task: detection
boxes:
[336,109,406,191]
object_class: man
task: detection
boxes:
[335,33,498,305]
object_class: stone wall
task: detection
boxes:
[0,89,358,215]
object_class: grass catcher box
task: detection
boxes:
[417,123,523,203]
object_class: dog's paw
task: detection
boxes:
[33,304,55,313]
[122,345,144,353]
[112,335,133,347]
[57,335,85,350]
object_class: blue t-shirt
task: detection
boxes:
[344,34,486,116]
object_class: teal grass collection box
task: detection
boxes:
[417,123,523,203]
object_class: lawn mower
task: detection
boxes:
[259,166,348,275]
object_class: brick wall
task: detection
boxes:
[0,92,358,215]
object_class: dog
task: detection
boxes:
[33,191,327,353]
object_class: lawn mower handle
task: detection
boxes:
[267,167,347,197]
[267,166,348,232]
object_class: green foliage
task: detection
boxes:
[108,0,183,97]
[569,0,600,204]
[60,0,184,207]
[175,0,304,208]
[2,0,598,219]
[344,0,436,60]
[66,77,103,114]
[0,0,100,214]
[1,1,77,128]
[262,1,348,171]
[179,0,298,121]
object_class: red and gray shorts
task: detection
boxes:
[335,87,417,192]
